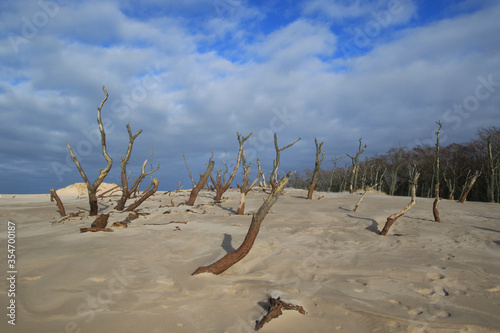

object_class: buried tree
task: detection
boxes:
[67,86,112,216]
[192,171,293,275]
[210,132,252,203]
[307,138,325,199]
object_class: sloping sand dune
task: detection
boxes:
[55,182,122,196]
[1,189,499,332]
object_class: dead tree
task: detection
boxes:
[257,158,267,188]
[125,178,159,211]
[210,132,252,202]
[126,157,160,205]
[182,152,197,188]
[192,172,293,275]
[186,156,215,206]
[50,188,66,216]
[352,183,378,212]
[487,135,498,203]
[433,121,443,222]
[237,155,260,215]
[67,86,113,216]
[328,156,343,192]
[115,124,143,210]
[269,133,301,191]
[380,172,419,236]
[347,138,367,193]
[458,170,481,203]
[307,138,325,199]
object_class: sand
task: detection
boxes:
[1,188,500,333]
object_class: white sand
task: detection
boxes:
[1,188,500,332]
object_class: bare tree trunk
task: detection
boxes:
[307,138,325,199]
[433,121,443,222]
[257,158,267,188]
[125,178,159,211]
[487,135,497,203]
[269,133,301,192]
[380,173,419,236]
[192,172,292,275]
[186,160,215,206]
[458,170,480,203]
[237,154,260,215]
[347,138,367,193]
[115,124,142,210]
[353,184,378,212]
[50,188,66,216]
[66,86,113,216]
[211,132,252,203]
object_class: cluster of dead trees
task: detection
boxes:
[290,126,499,204]
[52,86,160,219]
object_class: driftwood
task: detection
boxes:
[353,184,378,212]
[111,211,139,228]
[53,210,85,224]
[50,188,66,216]
[380,173,419,236]
[80,227,113,233]
[255,297,307,331]
[144,220,188,225]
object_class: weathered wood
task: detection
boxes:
[459,170,480,203]
[186,160,215,206]
[212,132,252,202]
[66,86,113,216]
[80,227,113,233]
[91,213,109,228]
[269,134,300,192]
[433,121,443,222]
[307,138,325,200]
[380,173,419,236]
[347,138,367,193]
[237,155,260,215]
[125,178,159,211]
[255,297,307,331]
[192,172,292,275]
[50,188,66,216]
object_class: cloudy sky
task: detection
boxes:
[1,0,499,194]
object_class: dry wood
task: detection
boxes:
[269,134,300,191]
[255,297,307,331]
[125,178,159,211]
[80,227,113,233]
[347,138,367,193]
[97,184,122,198]
[186,159,215,206]
[237,155,260,215]
[211,132,252,202]
[459,170,481,203]
[53,210,85,224]
[91,213,109,228]
[192,172,292,275]
[353,184,378,212]
[433,121,443,222]
[66,86,113,216]
[307,138,325,199]
[50,188,66,216]
[380,173,419,236]
[144,220,188,226]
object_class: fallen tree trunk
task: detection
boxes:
[380,173,419,236]
[192,172,292,275]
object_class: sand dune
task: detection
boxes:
[1,189,500,332]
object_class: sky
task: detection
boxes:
[1,0,499,194]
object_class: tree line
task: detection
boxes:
[288,127,500,203]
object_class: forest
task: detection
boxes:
[288,126,500,203]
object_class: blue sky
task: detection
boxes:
[1,0,499,194]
